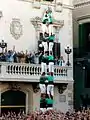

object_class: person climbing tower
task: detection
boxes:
[41,52,48,74]
[48,51,54,74]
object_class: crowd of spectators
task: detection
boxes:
[0,47,65,66]
[1,109,90,120]
[0,111,26,120]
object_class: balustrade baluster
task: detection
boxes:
[19,66,21,74]
[10,65,13,74]
[0,63,71,82]
[25,66,27,74]
[13,66,15,74]
[59,69,61,76]
[16,66,18,74]
[30,67,32,75]
[61,69,63,76]
[27,66,29,74]
[7,65,10,73]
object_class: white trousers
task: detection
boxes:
[42,24,54,36]
[42,24,49,35]
[47,84,54,96]
[49,62,54,73]
[40,108,47,112]
[49,42,54,52]
[42,42,48,52]
[48,25,54,36]
[41,62,47,73]
[39,84,46,93]
[47,107,53,110]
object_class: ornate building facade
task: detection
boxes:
[0,0,73,113]
[73,0,90,109]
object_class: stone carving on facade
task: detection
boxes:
[31,17,42,31]
[31,16,64,31]
[10,18,23,40]
[58,83,68,94]
[9,83,21,91]
[59,95,66,102]
[32,83,40,93]
[67,83,73,91]
[32,0,41,9]
[55,0,63,12]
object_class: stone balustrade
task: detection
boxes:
[0,62,73,83]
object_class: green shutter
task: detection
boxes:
[79,24,86,52]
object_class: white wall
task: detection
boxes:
[0,0,39,52]
[0,0,73,63]
[54,85,73,112]
[73,3,90,49]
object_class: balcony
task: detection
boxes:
[0,62,73,83]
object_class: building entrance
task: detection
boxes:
[79,23,90,53]
[1,90,26,114]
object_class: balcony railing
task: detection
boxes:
[0,62,73,83]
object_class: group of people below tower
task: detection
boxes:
[39,72,54,111]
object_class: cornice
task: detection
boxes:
[76,15,90,24]
[74,1,90,8]
[18,0,74,9]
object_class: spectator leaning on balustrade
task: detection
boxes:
[0,45,65,66]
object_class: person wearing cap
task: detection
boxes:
[46,97,54,110]
[42,11,49,24]
[39,72,47,94]
[40,94,47,112]
[48,52,54,73]
[41,52,48,74]
[48,10,53,24]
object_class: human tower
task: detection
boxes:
[39,7,55,111]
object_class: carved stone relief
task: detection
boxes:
[55,0,63,12]
[59,95,66,102]
[31,16,64,31]
[10,18,23,40]
[32,0,41,9]
[67,83,73,91]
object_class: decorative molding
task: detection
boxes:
[59,95,66,102]
[32,83,40,93]
[67,83,73,91]
[55,1,63,12]
[76,15,90,24]
[58,83,68,94]
[32,0,41,9]
[74,0,90,7]
[10,18,23,40]
[9,83,21,91]
[68,100,73,105]
[31,16,64,31]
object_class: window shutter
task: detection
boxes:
[53,42,61,59]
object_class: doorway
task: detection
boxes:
[79,23,90,53]
[1,90,26,114]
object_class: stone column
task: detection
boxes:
[67,82,73,111]
[31,17,41,51]
[54,26,60,43]
[33,91,40,111]
[26,92,28,114]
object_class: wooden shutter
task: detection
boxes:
[53,42,61,59]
